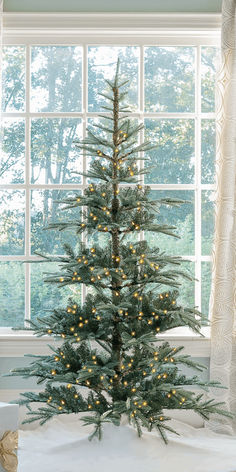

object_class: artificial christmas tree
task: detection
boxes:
[10,60,230,442]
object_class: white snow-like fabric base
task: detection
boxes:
[18,415,236,472]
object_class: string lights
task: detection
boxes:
[11,59,217,445]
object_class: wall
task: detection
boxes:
[0,358,39,391]
[4,0,222,13]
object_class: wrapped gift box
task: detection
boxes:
[0,403,18,472]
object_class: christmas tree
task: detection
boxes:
[10,60,230,442]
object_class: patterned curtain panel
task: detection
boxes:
[0,0,3,149]
[210,0,236,434]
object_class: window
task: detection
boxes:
[0,16,220,332]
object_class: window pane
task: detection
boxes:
[87,116,139,183]
[31,46,82,112]
[0,262,25,327]
[201,47,219,113]
[88,230,138,250]
[88,46,139,112]
[156,261,195,307]
[31,262,82,320]
[145,47,195,112]
[178,261,195,307]
[144,119,194,184]
[202,262,212,316]
[31,118,82,184]
[146,190,194,256]
[31,190,81,255]
[201,119,216,184]
[202,190,215,256]
[0,119,25,184]
[0,190,25,255]
[2,46,25,112]
[86,117,110,182]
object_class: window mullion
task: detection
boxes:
[81,44,88,305]
[24,44,31,324]
[140,45,145,244]
[2,111,216,119]
[195,44,202,312]
[139,44,145,184]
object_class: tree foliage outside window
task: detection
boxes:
[0,44,218,328]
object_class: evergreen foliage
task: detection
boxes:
[9,60,231,442]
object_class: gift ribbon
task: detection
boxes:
[0,431,18,472]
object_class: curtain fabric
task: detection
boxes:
[0,1,2,94]
[209,0,236,434]
[0,0,3,150]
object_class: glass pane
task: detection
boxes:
[178,261,195,307]
[201,119,216,184]
[31,262,82,320]
[86,117,109,181]
[202,262,212,316]
[156,261,195,307]
[144,119,194,184]
[2,46,25,112]
[202,190,215,256]
[0,190,25,255]
[146,190,194,256]
[88,231,138,251]
[31,190,81,255]
[145,46,195,112]
[201,47,219,113]
[0,262,25,327]
[31,118,82,184]
[31,46,82,112]
[0,119,25,184]
[86,117,139,183]
[88,46,139,112]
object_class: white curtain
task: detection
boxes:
[0,1,2,90]
[210,0,236,434]
[0,0,3,153]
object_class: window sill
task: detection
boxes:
[0,327,210,357]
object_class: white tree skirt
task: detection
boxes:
[18,415,236,472]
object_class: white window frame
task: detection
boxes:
[0,12,220,356]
